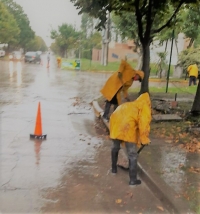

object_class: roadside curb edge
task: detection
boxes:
[92,99,194,214]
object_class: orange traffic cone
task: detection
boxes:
[30,102,47,139]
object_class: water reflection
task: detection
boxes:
[9,61,14,78]
[16,61,22,86]
[34,139,42,166]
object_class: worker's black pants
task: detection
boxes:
[189,76,197,86]
[111,139,138,182]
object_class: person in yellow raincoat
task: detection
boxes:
[109,92,151,186]
[100,59,144,120]
[57,56,62,68]
[187,64,198,86]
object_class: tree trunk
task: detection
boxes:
[164,40,168,52]
[191,80,200,114]
[187,38,194,49]
[175,39,179,56]
[140,42,150,93]
[136,53,143,70]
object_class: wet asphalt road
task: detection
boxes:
[0,55,170,213]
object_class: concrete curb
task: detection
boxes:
[92,100,194,214]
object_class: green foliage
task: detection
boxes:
[71,0,198,95]
[50,23,81,57]
[150,62,173,77]
[50,42,60,55]
[111,12,138,41]
[181,4,200,48]
[2,0,35,49]
[78,13,102,59]
[79,31,102,59]
[178,47,200,72]
[193,34,200,48]
[155,51,168,77]
[0,1,20,44]
[26,36,47,52]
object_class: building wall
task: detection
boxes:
[108,47,138,62]
[92,41,138,63]
[150,33,188,66]
[92,34,190,65]
[92,49,101,62]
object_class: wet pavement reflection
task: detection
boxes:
[0,57,113,212]
[0,57,198,213]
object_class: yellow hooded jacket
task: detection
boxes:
[100,60,144,104]
[187,64,198,78]
[110,92,151,147]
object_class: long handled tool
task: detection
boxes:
[137,144,145,154]
[117,144,146,171]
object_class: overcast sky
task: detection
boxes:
[14,0,82,46]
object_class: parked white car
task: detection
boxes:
[0,50,5,57]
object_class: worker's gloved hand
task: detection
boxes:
[118,72,122,79]
[141,141,151,146]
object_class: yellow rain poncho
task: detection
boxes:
[100,60,144,105]
[110,92,151,147]
[187,64,198,78]
[57,57,62,68]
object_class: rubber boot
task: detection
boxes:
[111,149,119,174]
[129,157,141,185]
[103,101,111,120]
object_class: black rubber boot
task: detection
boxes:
[129,157,141,185]
[103,101,111,120]
[111,149,119,174]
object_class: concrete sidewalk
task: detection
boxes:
[92,100,197,214]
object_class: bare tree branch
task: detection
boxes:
[152,0,184,34]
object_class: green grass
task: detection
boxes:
[62,58,175,76]
[62,58,137,72]
[129,85,197,95]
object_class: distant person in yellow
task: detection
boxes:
[187,64,198,86]
[100,59,144,120]
[57,56,62,68]
[109,92,151,185]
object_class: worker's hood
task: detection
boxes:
[134,92,151,110]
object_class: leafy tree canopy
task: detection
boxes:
[181,3,200,48]
[26,36,47,52]
[71,0,198,93]
[0,1,20,45]
[50,23,81,57]
[2,0,35,49]
[71,0,197,42]
[178,47,200,71]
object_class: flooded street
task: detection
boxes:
[0,55,185,213]
[0,55,111,213]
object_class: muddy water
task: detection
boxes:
[0,58,184,213]
[0,58,111,213]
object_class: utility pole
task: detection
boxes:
[101,11,110,66]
